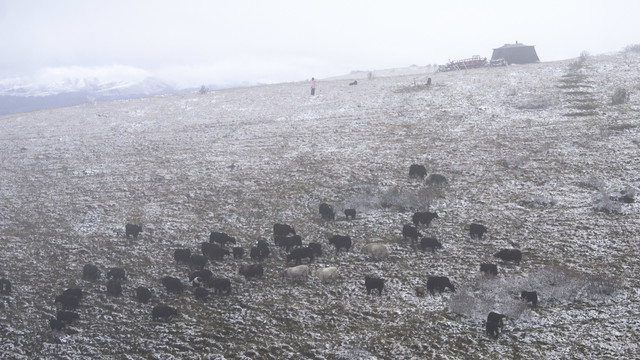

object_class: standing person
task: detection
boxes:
[311,77,316,95]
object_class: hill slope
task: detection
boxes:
[0,53,639,359]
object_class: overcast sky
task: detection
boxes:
[1,0,638,89]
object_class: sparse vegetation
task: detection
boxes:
[624,43,640,53]
[611,87,630,105]
[516,96,558,110]
[0,52,638,359]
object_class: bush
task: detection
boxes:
[624,44,640,53]
[516,96,559,110]
[612,88,630,105]
[579,51,590,63]
[199,85,208,95]
[593,191,623,214]
[346,184,436,212]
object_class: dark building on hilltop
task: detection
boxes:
[491,42,540,65]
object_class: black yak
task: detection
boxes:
[412,211,439,227]
[344,208,357,220]
[486,312,506,339]
[152,304,177,322]
[426,276,455,295]
[494,249,522,264]
[106,280,122,296]
[402,224,420,243]
[469,223,488,239]
[409,164,427,179]
[329,235,352,253]
[161,276,184,294]
[208,278,232,295]
[125,224,143,239]
[286,247,315,265]
[239,264,264,279]
[480,263,498,276]
[0,278,11,294]
[364,276,384,295]
[319,203,335,220]
[521,290,538,307]
[174,248,191,264]
[209,231,236,246]
[419,237,442,252]
[107,267,126,281]
[82,264,100,281]
[136,286,152,304]
[273,223,296,238]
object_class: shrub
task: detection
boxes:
[579,51,590,63]
[516,96,558,110]
[624,44,640,53]
[199,85,208,94]
[593,191,623,214]
[612,88,630,105]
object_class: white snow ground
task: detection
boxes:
[0,52,639,359]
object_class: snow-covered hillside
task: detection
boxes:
[0,52,639,359]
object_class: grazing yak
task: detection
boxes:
[344,208,356,220]
[273,223,296,238]
[349,80,358,86]
[364,276,385,295]
[250,246,269,261]
[480,263,498,276]
[361,243,389,260]
[426,276,455,295]
[152,304,177,322]
[161,276,184,294]
[494,249,522,264]
[201,242,230,260]
[0,278,11,294]
[174,248,192,264]
[521,290,538,307]
[106,280,122,296]
[232,247,245,259]
[412,211,439,227]
[315,267,338,283]
[329,235,352,253]
[286,247,315,265]
[136,286,152,304]
[425,173,448,186]
[82,264,100,281]
[194,287,209,301]
[275,235,303,252]
[486,312,506,339]
[282,265,310,282]
[402,224,420,243]
[55,294,80,310]
[308,242,322,257]
[126,224,143,239]
[189,254,209,269]
[56,310,79,324]
[49,318,66,330]
[409,164,427,179]
[319,203,335,220]
[469,223,488,239]
[189,269,213,284]
[419,237,442,252]
[107,267,126,281]
[239,264,264,279]
[208,278,232,295]
[209,231,236,246]
[62,288,82,300]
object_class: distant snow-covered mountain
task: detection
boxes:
[0,76,184,115]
